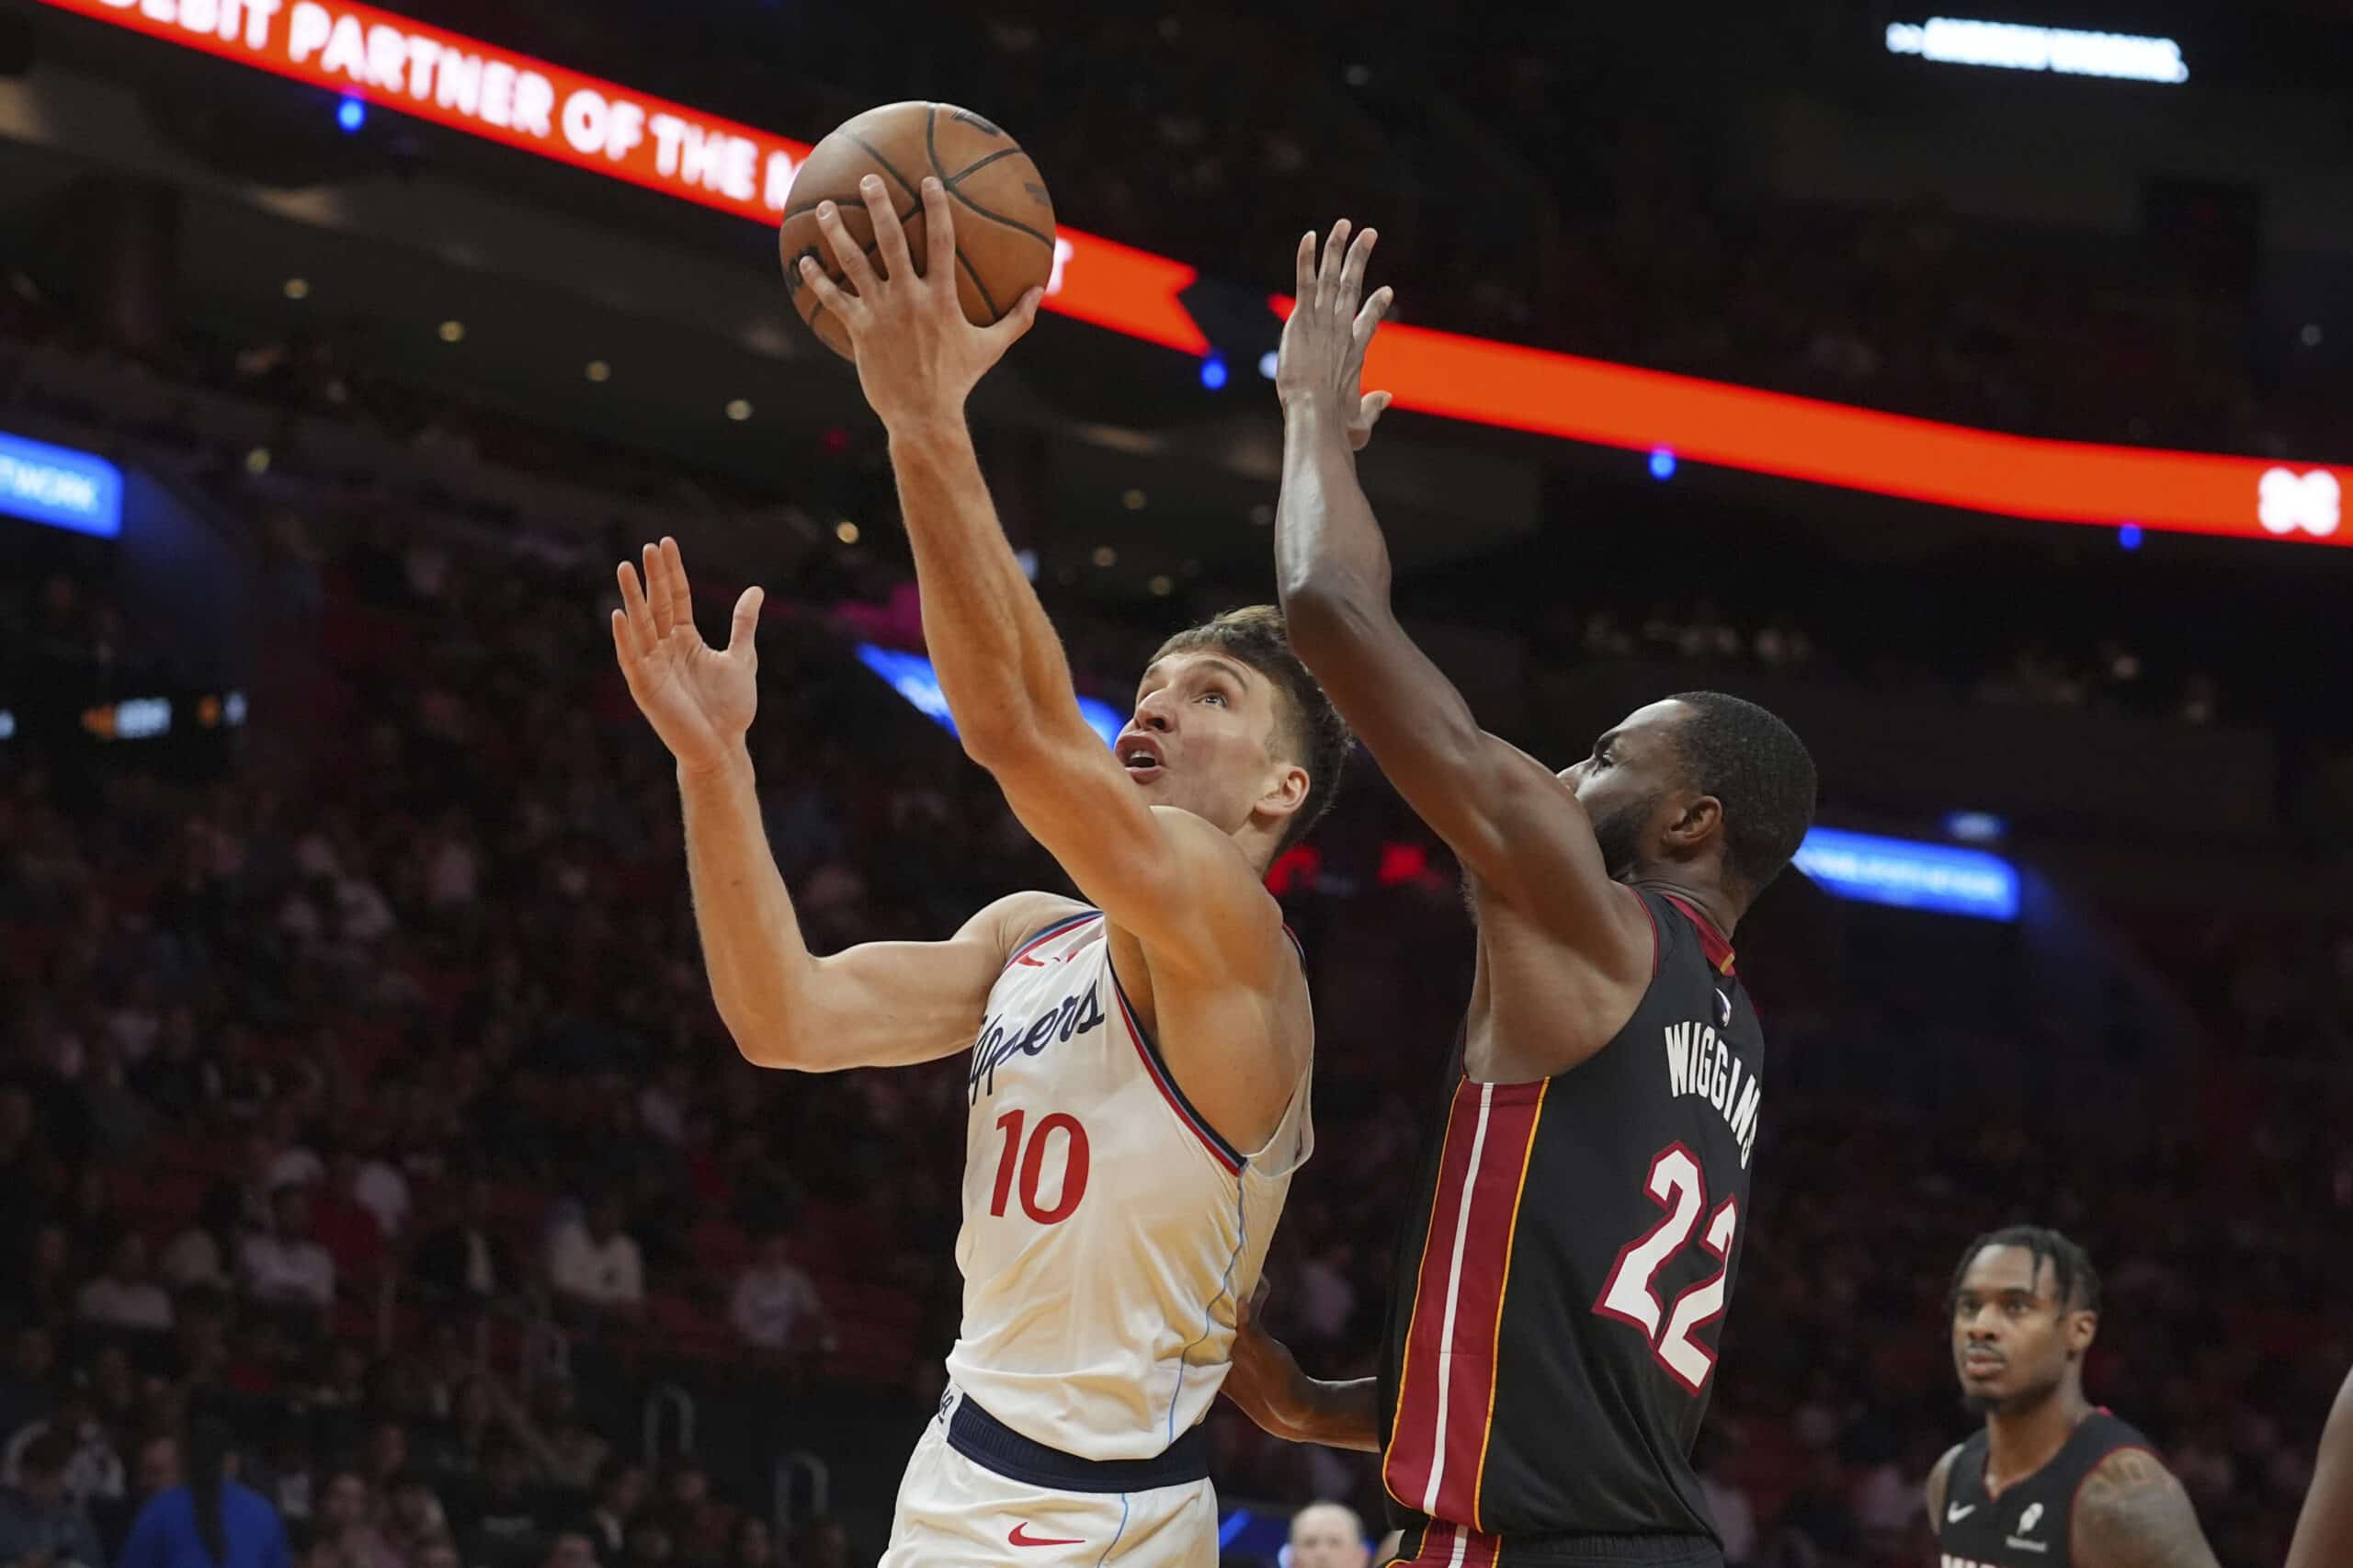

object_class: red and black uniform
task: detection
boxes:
[1937,1411,2156,1568]
[1378,891,1762,1566]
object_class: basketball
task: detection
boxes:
[779,102,1057,360]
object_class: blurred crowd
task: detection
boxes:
[4,437,2348,1568]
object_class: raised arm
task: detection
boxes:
[612,539,1061,1069]
[1271,225,1648,971]
[795,179,1280,982]
[2288,1367,2353,1568]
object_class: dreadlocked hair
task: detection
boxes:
[1948,1224,2102,1315]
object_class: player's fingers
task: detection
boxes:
[1337,226,1378,312]
[813,200,878,299]
[1292,230,1317,305]
[658,537,694,628]
[608,609,642,681]
[920,176,957,293]
[1352,285,1393,348]
[726,585,765,657]
[615,560,655,656]
[1315,220,1353,312]
[642,542,676,638]
[796,256,863,329]
[983,287,1045,354]
[859,174,915,285]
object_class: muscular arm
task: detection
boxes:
[1925,1443,1964,1528]
[1220,1285,1381,1453]
[1275,403,1650,976]
[2070,1449,2220,1568]
[885,416,1281,981]
[1273,231,1650,1002]
[679,743,1063,1069]
[2287,1368,2353,1568]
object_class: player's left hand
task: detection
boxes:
[1277,220,1393,452]
[799,175,1044,431]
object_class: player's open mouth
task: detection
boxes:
[1120,735,1165,781]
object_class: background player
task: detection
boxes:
[1929,1227,2220,1568]
[1219,223,1817,1567]
[613,176,1347,1568]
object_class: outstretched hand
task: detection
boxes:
[1278,221,1393,451]
[609,537,765,777]
[797,174,1045,433]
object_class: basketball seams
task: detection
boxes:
[945,147,1025,186]
[925,100,1053,252]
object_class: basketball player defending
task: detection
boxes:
[1221,223,1818,1568]
[1928,1228,2219,1568]
[614,180,1341,1566]
[2287,1366,2353,1568]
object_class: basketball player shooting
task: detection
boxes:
[1927,1228,2219,1568]
[612,175,1345,1568]
[1219,222,1818,1568]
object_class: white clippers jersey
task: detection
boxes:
[945,909,1313,1462]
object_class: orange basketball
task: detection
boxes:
[779,102,1057,361]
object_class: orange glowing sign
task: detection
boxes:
[40,0,2347,546]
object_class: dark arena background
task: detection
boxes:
[0,2,2348,1566]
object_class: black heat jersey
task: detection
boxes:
[1377,890,1762,1546]
[1937,1411,2155,1568]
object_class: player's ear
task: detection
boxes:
[1260,758,1311,819]
[1667,792,1723,851]
[2065,1308,2098,1357]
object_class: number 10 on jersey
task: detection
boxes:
[989,1110,1091,1224]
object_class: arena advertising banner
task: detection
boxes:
[0,428,123,537]
[37,0,2348,549]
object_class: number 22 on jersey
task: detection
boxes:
[988,1109,1092,1224]
[1593,1143,1740,1393]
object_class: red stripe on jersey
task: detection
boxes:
[1382,1077,1547,1528]
[1002,912,1097,971]
[1661,893,1736,974]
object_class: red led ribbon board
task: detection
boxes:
[40,0,2347,546]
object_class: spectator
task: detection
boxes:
[581,1463,642,1562]
[1289,1502,1369,1568]
[157,1189,239,1295]
[76,1236,174,1335]
[540,1531,597,1568]
[724,1518,772,1568]
[381,1475,443,1563]
[0,1430,106,1568]
[546,1201,642,1321]
[0,1333,53,1450]
[412,1539,459,1568]
[237,1188,334,1312]
[312,1476,396,1568]
[3,1393,125,1504]
[725,1238,826,1355]
[409,1180,509,1308]
[115,1423,290,1568]
[449,1443,543,1562]
[619,1517,668,1568]
[129,1438,178,1506]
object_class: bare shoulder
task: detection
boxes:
[2071,1447,2220,1568]
[1925,1442,1966,1521]
[966,889,1094,962]
[1142,805,1290,957]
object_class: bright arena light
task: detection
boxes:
[1885,18,2188,85]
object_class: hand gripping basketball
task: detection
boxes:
[797,176,1045,430]
[1277,221,1394,451]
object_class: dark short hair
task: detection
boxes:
[1949,1225,2102,1315]
[1151,606,1351,858]
[1665,692,1817,898]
